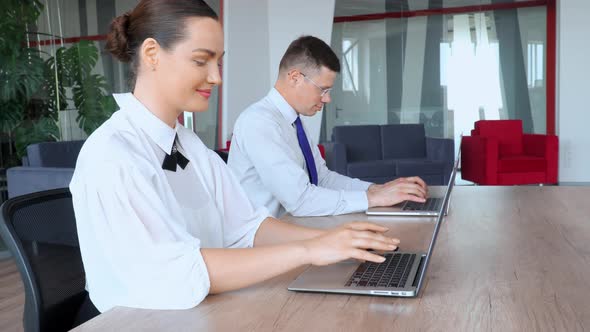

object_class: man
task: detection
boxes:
[228,36,427,217]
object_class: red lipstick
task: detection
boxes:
[196,89,211,98]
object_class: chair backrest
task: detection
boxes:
[473,120,524,156]
[0,189,87,332]
[332,125,382,162]
[26,141,85,168]
[317,144,326,159]
[214,149,229,163]
[380,124,426,159]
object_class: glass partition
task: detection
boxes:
[325,3,548,155]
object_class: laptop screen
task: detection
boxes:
[414,151,460,293]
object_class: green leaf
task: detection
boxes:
[0,48,45,101]
[72,72,116,134]
[14,116,59,158]
[0,99,25,132]
[0,1,43,51]
[60,40,99,82]
[42,51,69,112]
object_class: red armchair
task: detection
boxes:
[461,120,558,185]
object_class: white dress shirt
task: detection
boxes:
[228,88,372,218]
[70,93,269,312]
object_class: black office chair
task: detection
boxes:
[214,149,229,163]
[0,188,94,332]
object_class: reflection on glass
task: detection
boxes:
[527,42,544,87]
[326,6,547,146]
[342,39,359,92]
[443,13,503,151]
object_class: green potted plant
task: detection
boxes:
[0,0,117,169]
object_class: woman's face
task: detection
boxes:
[155,17,224,113]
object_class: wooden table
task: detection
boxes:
[73,186,590,331]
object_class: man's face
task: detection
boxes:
[292,66,336,117]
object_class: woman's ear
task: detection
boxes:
[140,37,160,71]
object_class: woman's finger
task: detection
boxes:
[345,222,389,233]
[351,237,398,251]
[350,249,387,263]
[352,230,400,245]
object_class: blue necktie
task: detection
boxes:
[294,116,318,185]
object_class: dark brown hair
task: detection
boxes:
[278,36,341,75]
[106,0,218,86]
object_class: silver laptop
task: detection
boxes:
[366,156,459,217]
[287,156,459,297]
[366,196,446,217]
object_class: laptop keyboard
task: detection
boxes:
[403,197,442,211]
[345,253,416,288]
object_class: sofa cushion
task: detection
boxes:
[394,159,447,177]
[381,124,426,159]
[416,174,445,185]
[333,125,382,162]
[498,155,546,173]
[362,176,398,184]
[27,140,85,167]
[7,167,75,198]
[347,160,396,179]
[474,120,523,157]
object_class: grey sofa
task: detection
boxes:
[324,124,454,185]
[6,140,84,198]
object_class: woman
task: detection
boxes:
[70,0,399,315]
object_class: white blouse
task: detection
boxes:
[70,93,269,312]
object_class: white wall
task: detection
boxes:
[557,0,590,183]
[222,0,270,143]
[267,0,336,86]
[223,0,336,143]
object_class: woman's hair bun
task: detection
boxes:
[106,13,132,62]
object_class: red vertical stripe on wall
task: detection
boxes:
[546,0,556,135]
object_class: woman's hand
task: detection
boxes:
[301,221,399,266]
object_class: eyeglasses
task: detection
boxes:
[301,73,332,97]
